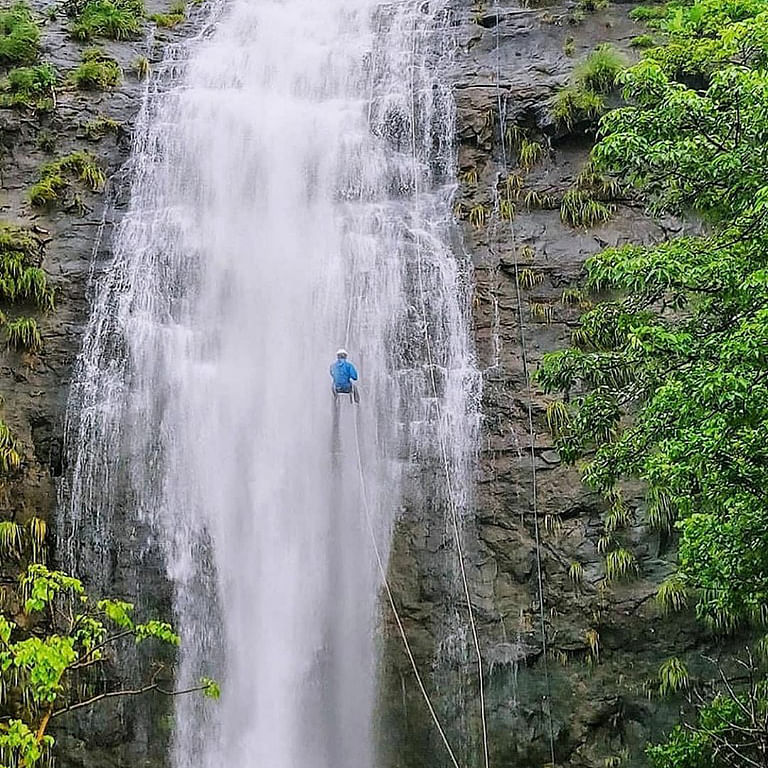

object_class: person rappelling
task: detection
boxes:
[330,348,359,403]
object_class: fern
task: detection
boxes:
[500,198,515,221]
[28,516,46,563]
[560,188,615,228]
[518,138,545,168]
[460,167,478,186]
[569,561,584,584]
[0,520,23,559]
[656,575,688,614]
[658,657,688,696]
[518,268,542,289]
[546,400,569,434]
[647,488,675,531]
[6,316,41,352]
[0,422,21,472]
[529,301,554,324]
[604,547,639,581]
[468,204,488,229]
[585,628,600,661]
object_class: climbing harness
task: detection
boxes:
[493,2,557,764]
[408,13,491,768]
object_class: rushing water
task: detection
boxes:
[60,1,480,766]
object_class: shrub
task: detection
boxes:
[0,2,40,65]
[29,151,106,207]
[6,316,42,352]
[82,115,121,140]
[630,33,656,48]
[0,224,52,308]
[0,63,56,110]
[553,85,605,128]
[574,43,626,93]
[150,2,184,26]
[70,48,120,89]
[70,0,144,40]
[629,3,668,22]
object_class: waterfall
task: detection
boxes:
[60,0,480,766]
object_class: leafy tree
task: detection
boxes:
[536,0,768,759]
[0,565,218,768]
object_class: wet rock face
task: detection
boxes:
[0,5,199,768]
[380,3,728,768]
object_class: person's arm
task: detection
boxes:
[349,363,358,381]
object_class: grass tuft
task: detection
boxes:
[0,3,40,65]
[70,0,144,40]
[29,150,106,207]
[0,63,56,110]
[70,48,121,89]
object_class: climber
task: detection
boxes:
[330,348,359,403]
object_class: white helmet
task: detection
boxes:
[336,348,348,358]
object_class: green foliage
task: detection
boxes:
[554,44,625,131]
[553,85,605,129]
[70,48,121,90]
[0,3,40,66]
[5,316,41,352]
[29,151,106,207]
[150,1,185,27]
[604,547,639,581]
[568,561,584,584]
[133,55,149,79]
[648,652,768,767]
[0,520,23,558]
[0,63,56,111]
[70,0,144,40]
[656,574,689,614]
[658,657,689,696]
[0,421,21,472]
[518,138,545,168]
[0,565,216,767]
[630,33,657,48]
[82,115,120,140]
[573,44,626,94]
[0,224,53,309]
[560,188,614,227]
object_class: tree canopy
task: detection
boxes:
[0,564,218,768]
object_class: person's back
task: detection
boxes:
[330,348,358,394]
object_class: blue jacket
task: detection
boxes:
[330,359,358,390]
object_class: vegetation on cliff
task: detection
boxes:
[539,0,768,763]
[0,564,218,768]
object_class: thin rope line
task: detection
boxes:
[352,409,463,768]
[408,14,490,768]
[493,3,556,765]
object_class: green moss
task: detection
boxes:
[82,115,121,140]
[70,48,120,89]
[0,63,56,111]
[70,0,144,40]
[28,151,106,208]
[0,3,41,65]
[573,43,626,94]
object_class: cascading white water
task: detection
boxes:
[60,1,480,766]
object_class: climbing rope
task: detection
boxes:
[408,13,491,768]
[352,408,463,768]
[493,3,557,765]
